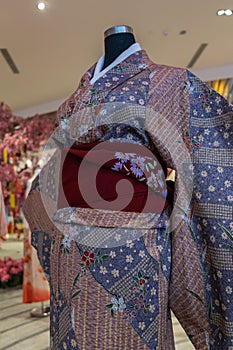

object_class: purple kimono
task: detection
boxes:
[24,43,233,349]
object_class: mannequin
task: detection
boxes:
[102,25,136,69]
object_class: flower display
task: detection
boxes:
[0,256,24,288]
[0,102,56,153]
[0,101,56,224]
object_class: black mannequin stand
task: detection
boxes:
[102,26,136,70]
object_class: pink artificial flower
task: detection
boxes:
[3,256,11,262]
[9,267,18,275]
[6,261,13,268]
[1,273,10,282]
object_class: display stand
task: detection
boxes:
[30,302,50,317]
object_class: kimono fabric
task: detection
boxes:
[22,217,50,303]
[23,46,233,350]
[23,175,50,303]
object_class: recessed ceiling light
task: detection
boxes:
[225,9,233,16]
[37,2,46,11]
[217,9,225,16]
[217,9,233,16]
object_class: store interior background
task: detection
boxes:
[0,1,233,349]
[2,0,233,115]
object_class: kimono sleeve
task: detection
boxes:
[23,175,54,280]
[52,92,78,149]
[184,70,233,348]
[146,66,211,349]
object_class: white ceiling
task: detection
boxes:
[1,0,233,116]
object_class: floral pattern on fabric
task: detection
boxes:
[68,51,152,149]
[188,70,233,348]
[31,231,51,282]
[112,151,166,191]
[75,232,163,349]
[50,290,80,350]
[89,52,150,110]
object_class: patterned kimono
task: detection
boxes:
[23,43,233,350]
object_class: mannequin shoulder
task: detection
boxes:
[148,62,187,81]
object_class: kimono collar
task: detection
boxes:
[57,47,154,124]
[90,43,142,85]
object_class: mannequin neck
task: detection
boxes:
[102,33,136,70]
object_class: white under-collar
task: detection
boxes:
[90,43,141,85]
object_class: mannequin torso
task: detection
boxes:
[102,26,136,70]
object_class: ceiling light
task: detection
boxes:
[217,9,225,16]
[225,9,233,16]
[37,2,46,11]
[217,9,233,16]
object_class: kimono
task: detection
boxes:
[0,181,7,241]
[23,177,50,303]
[23,43,233,350]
